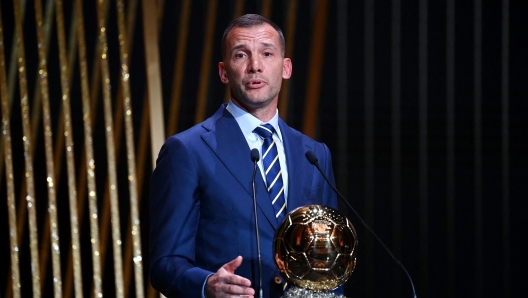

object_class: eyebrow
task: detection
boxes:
[260,42,277,50]
[230,42,278,54]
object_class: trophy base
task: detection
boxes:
[282,287,346,298]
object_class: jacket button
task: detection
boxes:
[274,276,283,284]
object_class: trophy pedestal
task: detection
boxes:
[282,287,345,298]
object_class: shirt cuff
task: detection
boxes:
[202,273,214,298]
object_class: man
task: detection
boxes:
[150,14,341,297]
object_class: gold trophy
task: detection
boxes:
[274,205,358,298]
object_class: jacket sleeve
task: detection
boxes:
[149,136,212,297]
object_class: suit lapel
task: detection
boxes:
[201,106,278,229]
[279,119,314,214]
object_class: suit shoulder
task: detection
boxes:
[281,122,328,149]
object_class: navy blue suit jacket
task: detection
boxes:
[149,104,341,297]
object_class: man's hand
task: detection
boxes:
[206,256,255,298]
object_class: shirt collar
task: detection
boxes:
[226,99,283,142]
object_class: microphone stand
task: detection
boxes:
[305,151,417,298]
[251,149,264,298]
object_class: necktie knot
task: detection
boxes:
[253,123,275,140]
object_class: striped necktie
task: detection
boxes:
[253,124,286,222]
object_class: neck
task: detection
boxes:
[231,98,278,122]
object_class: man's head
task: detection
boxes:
[218,14,292,121]
[221,14,286,59]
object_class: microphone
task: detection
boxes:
[305,150,417,298]
[250,148,263,298]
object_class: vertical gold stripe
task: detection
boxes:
[278,0,298,120]
[0,4,21,297]
[261,0,272,18]
[302,0,329,138]
[96,0,125,296]
[127,0,139,41]
[36,3,63,295]
[12,0,41,295]
[120,0,146,294]
[92,60,124,297]
[138,94,160,298]
[141,0,165,167]
[142,2,161,292]
[234,0,245,19]
[116,0,140,297]
[74,0,103,296]
[223,0,245,104]
[136,0,160,289]
[195,0,218,124]
[81,43,104,292]
[168,0,191,136]
[55,1,84,297]
[34,0,63,296]
[115,1,145,297]
[95,92,124,298]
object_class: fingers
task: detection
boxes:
[222,255,243,274]
[218,272,252,288]
[206,274,255,297]
[206,256,255,297]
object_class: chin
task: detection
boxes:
[249,97,275,107]
[239,94,269,105]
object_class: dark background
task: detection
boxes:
[1,0,527,297]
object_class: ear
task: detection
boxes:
[282,58,292,79]
[218,62,229,84]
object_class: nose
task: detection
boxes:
[248,57,261,73]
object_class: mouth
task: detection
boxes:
[245,78,267,89]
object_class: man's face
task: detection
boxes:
[218,23,292,111]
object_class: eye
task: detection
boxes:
[263,52,272,57]
[234,52,246,59]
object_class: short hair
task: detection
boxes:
[221,14,286,58]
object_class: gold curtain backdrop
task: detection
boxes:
[1,0,527,297]
[1,0,154,297]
